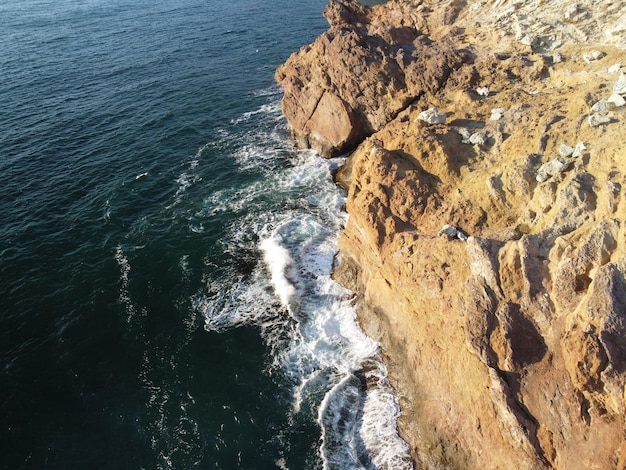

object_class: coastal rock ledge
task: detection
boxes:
[277,0,626,468]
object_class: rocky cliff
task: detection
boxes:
[277,0,626,468]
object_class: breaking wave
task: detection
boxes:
[195,96,413,469]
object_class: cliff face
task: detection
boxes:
[277,0,626,468]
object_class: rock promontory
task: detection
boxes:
[277,0,626,468]
[275,0,464,157]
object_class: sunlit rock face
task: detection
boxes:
[276,0,464,157]
[278,0,626,467]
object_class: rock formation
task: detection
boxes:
[277,0,626,468]
[275,0,464,157]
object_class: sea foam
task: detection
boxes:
[259,235,296,310]
[198,96,413,469]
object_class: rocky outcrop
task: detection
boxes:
[275,0,465,157]
[278,0,626,468]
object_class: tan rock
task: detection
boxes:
[303,91,358,156]
[275,0,465,156]
[279,0,626,467]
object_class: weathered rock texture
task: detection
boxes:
[275,0,465,156]
[278,0,626,468]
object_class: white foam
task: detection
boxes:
[166,143,208,209]
[231,101,282,124]
[196,97,412,468]
[114,245,136,322]
[179,254,191,281]
[318,373,364,469]
[359,363,413,470]
[252,84,283,97]
[103,199,111,221]
[259,235,296,310]
[189,223,204,233]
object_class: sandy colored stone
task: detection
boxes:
[279,0,626,468]
[275,0,465,156]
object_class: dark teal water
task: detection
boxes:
[0,1,412,469]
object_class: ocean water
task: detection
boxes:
[0,1,412,468]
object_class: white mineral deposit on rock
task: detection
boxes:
[486,175,504,202]
[490,108,505,120]
[584,50,606,63]
[572,141,586,158]
[476,86,490,96]
[438,224,458,238]
[559,144,574,157]
[536,157,571,182]
[469,132,487,145]
[280,0,626,467]
[512,14,524,40]
[520,34,540,48]
[608,94,626,107]
[417,107,446,125]
[591,100,612,113]
[608,63,622,74]
[437,224,468,241]
[564,4,578,20]
[607,181,621,213]
[588,113,612,127]
[614,73,626,95]
[457,127,472,143]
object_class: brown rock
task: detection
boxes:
[553,219,620,313]
[275,0,465,156]
[494,301,547,372]
[279,0,626,467]
[303,91,360,156]
[562,324,608,394]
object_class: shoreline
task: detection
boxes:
[278,0,626,467]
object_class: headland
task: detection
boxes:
[277,1,626,467]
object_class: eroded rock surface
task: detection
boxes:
[275,0,464,156]
[278,0,626,468]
